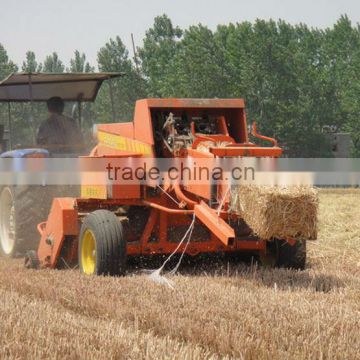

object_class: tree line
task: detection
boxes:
[1,14,360,157]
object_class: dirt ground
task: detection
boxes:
[0,190,359,359]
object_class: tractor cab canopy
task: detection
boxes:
[0,72,124,102]
[0,72,124,152]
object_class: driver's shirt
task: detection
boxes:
[36,113,83,153]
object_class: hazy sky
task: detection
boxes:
[1,0,360,68]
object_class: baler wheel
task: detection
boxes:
[276,239,306,270]
[261,239,306,270]
[79,210,127,276]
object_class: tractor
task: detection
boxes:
[0,72,123,257]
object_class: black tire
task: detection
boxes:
[0,185,79,258]
[0,186,49,257]
[79,210,127,276]
[262,239,306,270]
[276,239,306,270]
[24,250,39,269]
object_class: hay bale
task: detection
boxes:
[230,185,319,240]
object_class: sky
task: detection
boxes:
[0,0,360,69]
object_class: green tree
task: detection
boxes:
[96,36,147,122]
[22,51,42,72]
[0,46,40,147]
[69,50,94,72]
[0,45,23,147]
[163,24,230,98]
[20,51,45,145]
[322,15,360,155]
[0,43,17,78]
[67,50,95,137]
[214,19,333,156]
[3,15,360,157]
[43,52,64,72]
[138,14,182,96]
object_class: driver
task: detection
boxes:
[36,96,83,153]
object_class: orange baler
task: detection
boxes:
[25,98,307,275]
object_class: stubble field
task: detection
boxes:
[0,190,359,359]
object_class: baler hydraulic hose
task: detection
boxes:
[252,122,278,147]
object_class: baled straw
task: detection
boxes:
[230,185,319,240]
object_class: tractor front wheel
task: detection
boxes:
[79,210,127,276]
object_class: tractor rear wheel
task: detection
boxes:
[0,185,79,258]
[0,187,16,257]
[79,210,127,276]
[261,239,306,270]
[0,186,51,257]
